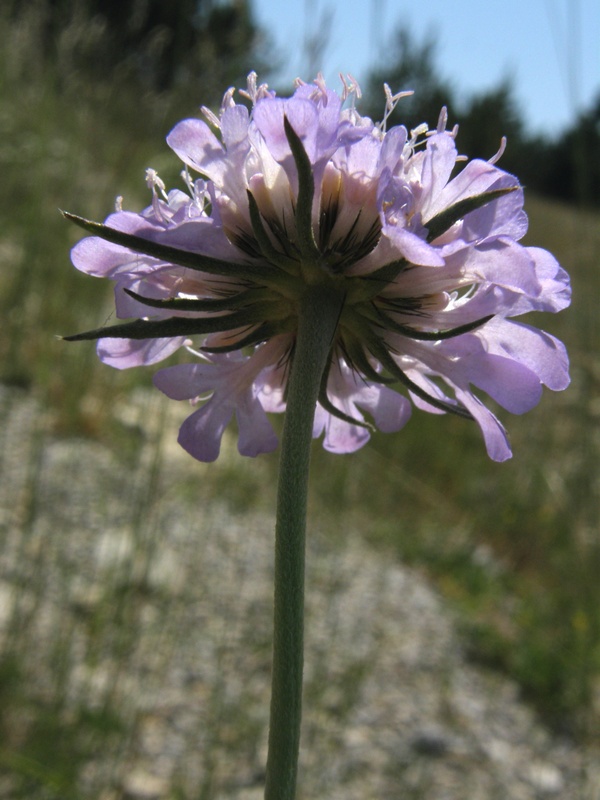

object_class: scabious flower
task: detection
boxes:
[67,73,570,462]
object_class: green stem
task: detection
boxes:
[264,285,345,800]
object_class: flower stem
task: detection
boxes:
[264,285,345,800]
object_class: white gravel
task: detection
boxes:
[0,385,598,799]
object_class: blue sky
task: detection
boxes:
[252,0,600,136]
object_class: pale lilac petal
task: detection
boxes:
[521,247,571,312]
[236,393,279,456]
[255,369,286,413]
[154,353,280,462]
[462,353,543,414]
[113,277,180,319]
[419,133,458,217]
[355,385,412,432]
[253,97,318,163]
[314,367,411,453]
[311,405,327,440]
[462,181,528,241]
[332,134,381,179]
[167,118,228,184]
[377,125,408,174]
[383,226,445,266]
[455,388,513,462]
[153,362,221,399]
[479,318,570,391]
[404,368,457,415]
[98,336,185,369]
[71,237,147,279]
[220,104,250,149]
[319,409,371,454]
[314,392,371,453]
[449,238,541,296]
[156,217,236,255]
[406,337,543,415]
[426,159,515,220]
[178,401,233,462]
[154,361,240,462]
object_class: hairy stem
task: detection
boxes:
[264,285,345,800]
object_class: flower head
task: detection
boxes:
[66,73,570,462]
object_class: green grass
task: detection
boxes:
[1,6,599,795]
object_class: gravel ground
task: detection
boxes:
[0,385,598,799]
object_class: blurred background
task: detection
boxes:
[0,0,598,797]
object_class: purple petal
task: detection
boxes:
[167,118,228,185]
[355,385,412,432]
[419,133,459,217]
[416,337,543,414]
[426,159,516,221]
[377,125,408,174]
[253,97,317,163]
[312,405,369,454]
[404,368,456,415]
[113,276,182,319]
[383,226,445,267]
[332,131,381,178]
[235,392,279,457]
[220,104,250,149]
[466,354,543,414]
[455,388,513,462]
[522,247,571,312]
[71,236,148,279]
[462,181,528,241]
[255,369,286,413]
[154,352,280,461]
[177,400,233,462]
[479,318,570,391]
[157,218,241,260]
[97,336,185,369]
[153,362,223,400]
[451,238,541,296]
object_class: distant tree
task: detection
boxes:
[363,25,600,208]
[190,0,272,99]
[6,0,272,102]
[456,82,523,161]
[547,94,600,206]
[363,27,456,132]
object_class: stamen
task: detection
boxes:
[220,87,236,112]
[410,122,429,141]
[146,168,168,200]
[488,136,507,165]
[181,167,195,196]
[436,106,448,133]
[255,82,272,102]
[183,341,213,364]
[339,73,362,103]
[239,72,271,104]
[313,73,328,102]
[193,178,211,215]
[146,169,170,224]
[379,84,414,133]
[201,106,221,129]
[240,71,257,101]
